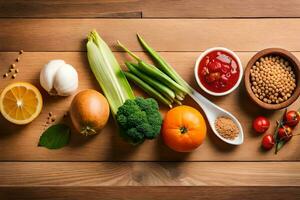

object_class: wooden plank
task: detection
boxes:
[0,0,142,18]
[1,19,300,52]
[142,0,300,18]
[0,52,299,161]
[0,162,299,186]
[0,186,299,200]
[1,0,300,18]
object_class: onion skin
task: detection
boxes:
[70,89,110,136]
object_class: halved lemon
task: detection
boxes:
[0,82,43,125]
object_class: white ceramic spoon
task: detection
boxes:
[189,89,244,145]
[192,47,244,145]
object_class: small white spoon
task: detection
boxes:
[189,89,244,145]
[192,47,244,145]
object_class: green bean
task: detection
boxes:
[137,34,192,93]
[117,41,188,94]
[124,72,172,108]
[125,62,175,101]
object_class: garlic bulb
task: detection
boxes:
[40,60,78,96]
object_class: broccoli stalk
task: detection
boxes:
[116,97,163,145]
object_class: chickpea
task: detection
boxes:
[250,55,296,104]
[263,98,268,102]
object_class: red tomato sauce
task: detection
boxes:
[198,50,240,93]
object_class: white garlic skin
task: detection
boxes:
[40,60,78,96]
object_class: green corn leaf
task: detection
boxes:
[87,30,135,116]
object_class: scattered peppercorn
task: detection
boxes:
[19,50,24,54]
[3,73,8,78]
[12,74,17,79]
[16,57,20,62]
[15,69,19,73]
[11,64,16,69]
[250,55,296,104]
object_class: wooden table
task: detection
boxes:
[1,1,300,199]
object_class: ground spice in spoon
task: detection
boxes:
[215,116,239,140]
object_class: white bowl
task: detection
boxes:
[194,47,243,96]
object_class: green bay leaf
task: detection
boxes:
[38,124,70,149]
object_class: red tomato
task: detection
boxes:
[253,116,270,134]
[278,125,293,141]
[261,134,275,150]
[285,110,300,127]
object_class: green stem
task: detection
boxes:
[117,40,141,61]
[124,72,172,108]
[125,62,176,100]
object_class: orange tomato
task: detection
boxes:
[162,105,206,152]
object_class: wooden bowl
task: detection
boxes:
[245,48,300,110]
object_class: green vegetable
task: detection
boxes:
[86,30,162,144]
[125,62,175,101]
[87,30,135,116]
[116,97,163,144]
[137,34,192,94]
[118,41,188,95]
[124,71,172,107]
[38,124,70,149]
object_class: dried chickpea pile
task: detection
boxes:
[250,55,296,104]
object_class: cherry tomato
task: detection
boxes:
[285,110,300,127]
[278,125,293,141]
[253,116,270,134]
[261,134,275,150]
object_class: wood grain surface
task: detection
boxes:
[0,52,299,161]
[1,19,300,52]
[1,162,299,186]
[1,0,300,18]
[1,186,299,200]
[1,2,300,199]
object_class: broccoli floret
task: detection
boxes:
[117,100,140,116]
[127,111,147,127]
[116,114,127,127]
[126,128,145,144]
[135,97,159,112]
[116,97,162,145]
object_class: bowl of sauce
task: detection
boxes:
[194,47,243,96]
